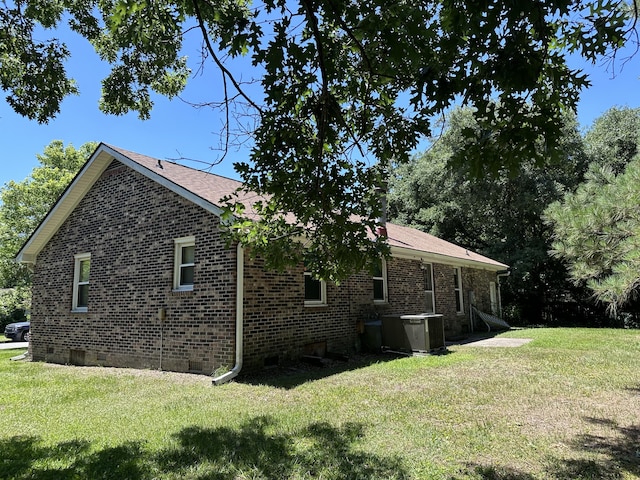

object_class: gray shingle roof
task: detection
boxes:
[108,145,508,270]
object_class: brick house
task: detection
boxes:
[17,144,508,381]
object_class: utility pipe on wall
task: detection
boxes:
[158,307,166,370]
[212,243,244,386]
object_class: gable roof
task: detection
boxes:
[16,143,508,270]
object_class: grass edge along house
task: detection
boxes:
[16,143,508,382]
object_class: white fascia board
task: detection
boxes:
[390,245,508,271]
[16,146,112,265]
[16,144,225,265]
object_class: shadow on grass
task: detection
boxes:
[455,465,537,480]
[0,436,147,480]
[458,458,629,480]
[455,417,639,480]
[156,416,408,479]
[1,417,408,480]
[238,351,405,389]
[239,350,453,389]
[560,417,640,479]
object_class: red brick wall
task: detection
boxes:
[29,160,500,375]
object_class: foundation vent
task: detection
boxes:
[69,349,86,366]
[188,360,203,372]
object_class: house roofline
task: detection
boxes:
[390,245,508,271]
[102,144,225,218]
[15,143,225,265]
[15,143,509,272]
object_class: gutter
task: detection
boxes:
[212,243,244,385]
[389,245,508,272]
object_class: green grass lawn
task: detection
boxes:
[1,328,639,479]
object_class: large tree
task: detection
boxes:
[546,107,640,312]
[1,0,637,280]
[0,140,96,287]
[583,106,640,174]
[389,107,589,323]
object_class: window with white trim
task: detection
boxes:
[304,271,327,306]
[453,266,464,313]
[423,263,435,313]
[373,258,388,303]
[174,236,195,291]
[72,253,91,311]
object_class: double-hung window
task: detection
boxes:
[72,253,91,312]
[373,258,388,303]
[304,271,327,306]
[174,236,195,291]
[453,267,464,314]
[424,263,435,313]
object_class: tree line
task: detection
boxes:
[0,141,95,329]
[389,106,640,326]
[3,105,640,328]
[2,1,640,327]
[1,0,638,282]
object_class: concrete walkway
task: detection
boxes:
[448,333,533,348]
[460,337,532,347]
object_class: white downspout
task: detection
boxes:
[212,243,244,385]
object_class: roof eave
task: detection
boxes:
[15,143,225,266]
[390,245,509,271]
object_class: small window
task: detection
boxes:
[424,263,435,314]
[174,236,195,291]
[373,258,388,303]
[72,253,91,311]
[304,271,327,306]
[453,267,464,314]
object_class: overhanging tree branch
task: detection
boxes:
[190,0,263,116]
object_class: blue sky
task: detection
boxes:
[1,30,639,190]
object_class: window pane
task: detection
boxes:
[424,265,433,291]
[373,279,384,300]
[79,260,90,282]
[182,245,195,264]
[455,293,461,312]
[425,295,434,314]
[373,259,383,278]
[305,274,321,301]
[453,269,459,288]
[77,284,89,308]
[180,265,194,285]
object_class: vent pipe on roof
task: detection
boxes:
[212,242,244,385]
